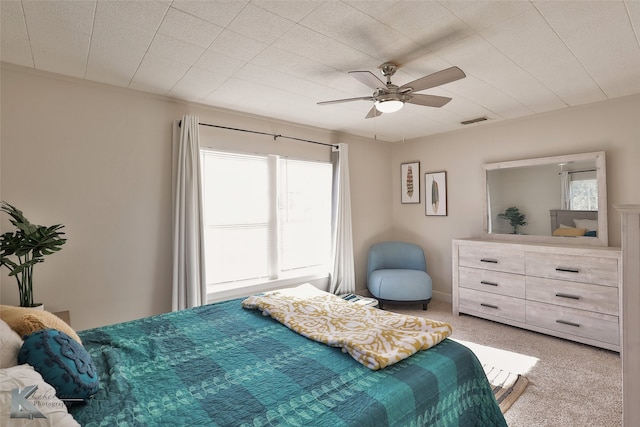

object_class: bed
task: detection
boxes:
[550,209,598,237]
[2,293,507,426]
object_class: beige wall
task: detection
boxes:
[0,65,392,330]
[391,93,640,300]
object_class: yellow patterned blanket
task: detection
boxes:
[242,284,452,370]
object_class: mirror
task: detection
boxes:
[482,151,608,246]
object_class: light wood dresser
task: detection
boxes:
[615,205,640,426]
[452,238,622,352]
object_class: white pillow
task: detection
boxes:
[559,223,573,228]
[0,365,80,426]
[0,319,22,368]
[573,218,598,232]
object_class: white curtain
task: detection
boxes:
[329,143,355,295]
[486,183,493,234]
[171,115,206,311]
[560,171,571,210]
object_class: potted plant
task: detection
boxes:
[497,206,528,234]
[0,202,66,307]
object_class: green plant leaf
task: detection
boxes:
[0,257,19,270]
[8,259,43,276]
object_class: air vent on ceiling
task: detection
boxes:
[461,116,488,125]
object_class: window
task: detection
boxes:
[200,150,332,288]
[570,172,598,210]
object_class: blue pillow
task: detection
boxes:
[585,230,597,237]
[18,328,99,402]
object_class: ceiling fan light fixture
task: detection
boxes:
[374,99,404,113]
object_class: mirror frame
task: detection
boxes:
[482,151,608,246]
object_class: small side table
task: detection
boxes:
[53,310,70,326]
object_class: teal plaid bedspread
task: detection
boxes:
[71,299,506,426]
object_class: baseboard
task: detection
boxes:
[432,290,452,303]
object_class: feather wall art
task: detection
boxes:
[425,171,447,216]
[431,177,439,213]
[401,162,420,204]
[406,166,414,198]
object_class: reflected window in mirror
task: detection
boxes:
[569,172,598,210]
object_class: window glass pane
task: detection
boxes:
[201,151,268,225]
[201,151,270,284]
[570,179,598,210]
[279,159,332,272]
[204,226,269,283]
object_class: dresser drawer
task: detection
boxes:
[525,252,618,286]
[526,300,619,346]
[526,276,618,315]
[458,245,525,274]
[459,267,525,298]
[459,288,525,323]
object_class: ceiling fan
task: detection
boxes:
[318,62,466,119]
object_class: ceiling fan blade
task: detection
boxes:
[317,96,374,105]
[365,106,382,119]
[406,94,452,108]
[349,71,386,89]
[400,66,466,93]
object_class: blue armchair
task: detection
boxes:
[367,241,432,310]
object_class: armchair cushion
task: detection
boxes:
[368,269,432,301]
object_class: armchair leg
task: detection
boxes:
[373,298,430,311]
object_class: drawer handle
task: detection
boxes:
[556,319,580,328]
[556,267,580,274]
[480,258,498,264]
[480,281,498,287]
[480,303,499,309]
[556,293,580,300]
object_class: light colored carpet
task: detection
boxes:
[384,299,622,427]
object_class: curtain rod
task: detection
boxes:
[558,169,597,174]
[179,120,338,149]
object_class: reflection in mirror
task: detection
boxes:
[482,151,608,246]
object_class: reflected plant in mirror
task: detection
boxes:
[497,207,527,234]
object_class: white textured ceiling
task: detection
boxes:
[2,0,639,142]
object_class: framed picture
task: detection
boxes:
[401,162,420,204]
[425,171,447,216]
